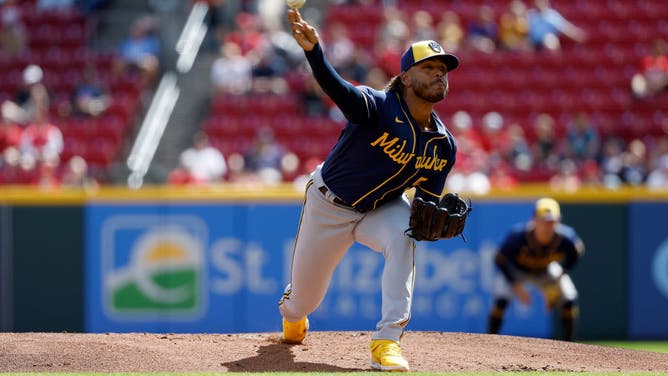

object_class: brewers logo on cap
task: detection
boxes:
[400,40,460,73]
[428,41,442,53]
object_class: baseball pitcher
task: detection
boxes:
[279,8,469,372]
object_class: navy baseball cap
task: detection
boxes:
[400,40,460,73]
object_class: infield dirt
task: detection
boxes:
[1,331,667,373]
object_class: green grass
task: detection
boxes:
[2,373,667,376]
[586,340,668,354]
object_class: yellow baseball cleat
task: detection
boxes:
[282,316,309,344]
[369,339,409,372]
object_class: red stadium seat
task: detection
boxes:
[62,23,88,48]
[92,114,126,144]
[271,114,304,138]
[84,137,117,167]
[61,135,88,161]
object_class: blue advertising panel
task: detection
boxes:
[85,200,550,338]
[628,202,668,339]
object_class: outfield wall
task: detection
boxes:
[0,185,666,340]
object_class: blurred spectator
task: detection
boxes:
[450,110,484,149]
[564,112,600,163]
[467,5,499,53]
[527,0,586,52]
[223,151,257,183]
[630,38,668,99]
[445,163,491,195]
[61,155,99,189]
[377,6,409,51]
[36,0,75,11]
[436,10,465,53]
[531,112,560,173]
[375,9,407,76]
[71,63,112,117]
[291,156,321,191]
[504,122,533,174]
[77,0,109,15]
[599,136,625,189]
[323,21,356,77]
[646,154,668,190]
[410,10,436,42]
[447,111,489,192]
[580,159,604,188]
[0,0,27,57]
[173,131,227,184]
[648,135,668,169]
[263,18,304,72]
[300,75,330,117]
[19,107,64,163]
[549,158,582,192]
[211,42,253,95]
[224,12,267,57]
[2,64,50,125]
[374,37,403,77]
[341,46,373,85]
[256,0,284,34]
[0,146,21,183]
[2,146,43,184]
[35,156,61,189]
[620,138,647,186]
[0,111,23,154]
[243,126,288,184]
[114,15,161,86]
[199,0,241,48]
[363,66,389,90]
[499,0,531,52]
[251,48,289,94]
[480,111,506,152]
[488,161,519,191]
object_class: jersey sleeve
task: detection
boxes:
[494,252,516,284]
[494,228,524,283]
[304,43,373,124]
[559,225,585,271]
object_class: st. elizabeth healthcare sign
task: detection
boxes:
[85,201,550,337]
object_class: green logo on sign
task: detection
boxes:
[105,224,205,317]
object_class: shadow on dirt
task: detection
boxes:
[220,341,364,372]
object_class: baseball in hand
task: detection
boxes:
[286,0,305,9]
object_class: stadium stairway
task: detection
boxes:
[93,0,210,184]
[150,50,220,182]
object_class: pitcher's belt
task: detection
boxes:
[318,185,354,209]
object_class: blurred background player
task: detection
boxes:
[487,197,585,341]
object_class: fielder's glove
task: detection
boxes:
[405,193,472,241]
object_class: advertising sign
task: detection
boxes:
[85,201,550,337]
[628,202,668,339]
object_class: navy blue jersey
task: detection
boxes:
[305,43,457,212]
[495,222,584,283]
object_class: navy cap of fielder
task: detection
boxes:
[535,197,561,221]
[400,40,460,72]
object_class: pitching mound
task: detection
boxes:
[1,331,667,373]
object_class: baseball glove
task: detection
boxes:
[405,193,472,241]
